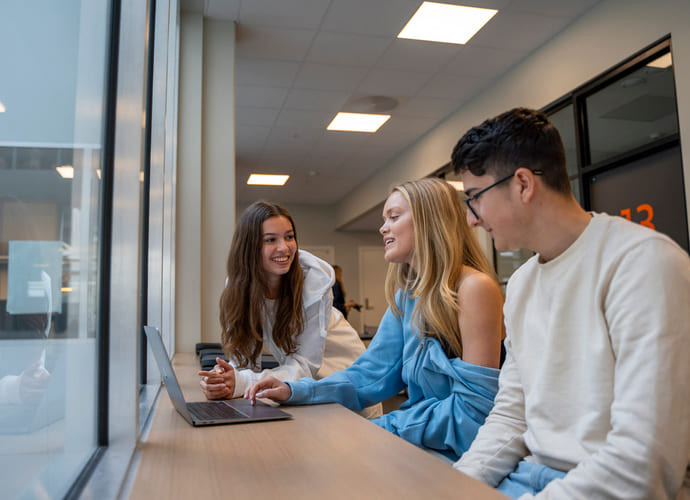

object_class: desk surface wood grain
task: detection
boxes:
[129,353,507,500]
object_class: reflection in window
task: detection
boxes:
[0,1,109,498]
[548,105,578,177]
[585,51,678,164]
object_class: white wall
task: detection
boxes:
[201,20,236,344]
[176,13,203,351]
[176,15,236,349]
[336,0,690,236]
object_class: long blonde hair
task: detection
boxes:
[384,177,495,358]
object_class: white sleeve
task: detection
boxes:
[232,297,330,397]
[453,340,529,486]
[527,239,690,499]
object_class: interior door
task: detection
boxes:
[358,246,387,338]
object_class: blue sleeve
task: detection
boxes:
[286,305,407,411]
[375,350,499,460]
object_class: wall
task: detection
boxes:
[177,16,236,349]
[201,20,236,344]
[176,12,203,352]
[336,0,690,236]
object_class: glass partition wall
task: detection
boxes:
[442,36,685,285]
[0,2,111,497]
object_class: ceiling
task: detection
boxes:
[181,0,602,215]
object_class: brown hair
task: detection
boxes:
[220,201,304,367]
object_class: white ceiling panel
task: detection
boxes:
[395,96,461,119]
[274,108,334,129]
[316,130,375,153]
[235,125,271,154]
[505,0,601,18]
[265,126,324,151]
[238,0,331,29]
[235,58,300,87]
[236,25,315,61]
[442,45,525,79]
[418,74,485,101]
[235,85,288,108]
[258,150,309,170]
[373,116,439,145]
[378,39,463,73]
[235,106,280,127]
[293,63,369,92]
[469,10,573,52]
[320,0,420,37]
[357,68,433,96]
[283,88,350,112]
[186,0,604,212]
[306,32,392,67]
[205,0,241,19]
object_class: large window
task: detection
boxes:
[0,2,111,497]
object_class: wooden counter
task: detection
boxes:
[129,353,507,499]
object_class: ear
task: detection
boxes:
[513,167,538,203]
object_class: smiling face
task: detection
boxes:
[462,170,522,252]
[261,215,297,292]
[380,190,415,266]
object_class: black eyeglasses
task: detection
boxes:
[464,169,544,219]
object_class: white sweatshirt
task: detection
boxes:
[231,250,368,399]
[454,213,690,499]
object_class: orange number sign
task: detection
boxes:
[620,204,655,230]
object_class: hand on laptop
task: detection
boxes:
[244,376,291,406]
[198,358,235,400]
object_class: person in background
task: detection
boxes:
[199,201,381,418]
[245,178,505,462]
[331,264,359,320]
[451,107,690,498]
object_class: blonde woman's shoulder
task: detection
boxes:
[456,266,504,318]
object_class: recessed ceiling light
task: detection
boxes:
[56,165,74,178]
[398,2,497,45]
[647,52,672,69]
[0,101,6,113]
[247,174,290,186]
[447,180,464,191]
[327,112,390,133]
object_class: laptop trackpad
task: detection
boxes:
[227,398,290,419]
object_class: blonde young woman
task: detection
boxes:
[199,201,381,418]
[246,178,504,461]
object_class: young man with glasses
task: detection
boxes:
[450,107,690,498]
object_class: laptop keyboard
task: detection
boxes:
[187,401,245,420]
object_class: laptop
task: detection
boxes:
[143,326,291,426]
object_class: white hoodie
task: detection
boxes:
[231,250,369,399]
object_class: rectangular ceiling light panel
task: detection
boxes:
[647,52,672,69]
[327,112,391,132]
[247,174,290,186]
[56,165,74,178]
[398,2,497,45]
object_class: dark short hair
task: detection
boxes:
[451,107,571,195]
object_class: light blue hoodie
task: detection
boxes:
[286,291,500,461]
